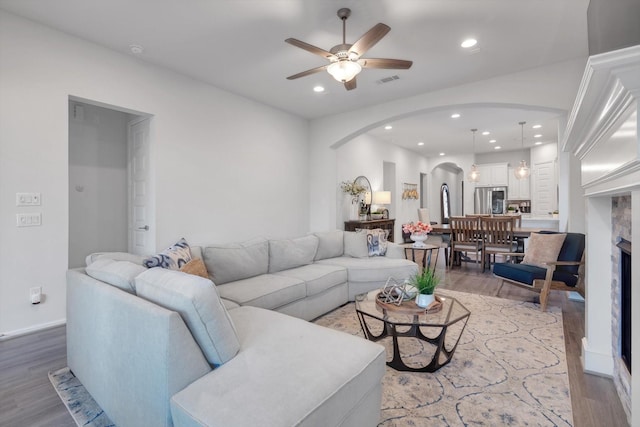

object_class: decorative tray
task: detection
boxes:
[375,291,443,314]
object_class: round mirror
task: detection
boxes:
[354,176,372,219]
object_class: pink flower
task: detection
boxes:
[402,221,432,235]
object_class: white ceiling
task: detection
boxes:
[0,0,590,155]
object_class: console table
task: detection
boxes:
[344,219,395,242]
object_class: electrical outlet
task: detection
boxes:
[16,213,42,227]
[30,286,41,304]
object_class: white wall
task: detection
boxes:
[68,102,129,268]
[336,134,429,239]
[0,11,309,335]
[430,165,463,222]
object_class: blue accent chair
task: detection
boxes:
[493,232,585,311]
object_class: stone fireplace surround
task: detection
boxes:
[562,45,640,425]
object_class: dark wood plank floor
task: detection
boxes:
[0,252,629,427]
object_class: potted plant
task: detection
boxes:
[409,268,440,307]
[507,206,516,214]
[552,210,559,218]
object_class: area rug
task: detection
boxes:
[314,289,574,427]
[49,367,115,427]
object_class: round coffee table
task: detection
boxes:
[355,289,470,372]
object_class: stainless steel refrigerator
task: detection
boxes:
[474,187,507,215]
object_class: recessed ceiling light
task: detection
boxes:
[313,85,325,93]
[489,139,496,143]
[461,38,477,48]
[451,113,461,119]
[482,131,490,136]
[417,142,424,146]
[129,44,144,54]
[535,141,542,145]
[534,134,542,138]
[439,152,445,156]
[494,146,501,150]
[384,125,393,130]
[532,124,542,129]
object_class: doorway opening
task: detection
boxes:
[68,98,154,267]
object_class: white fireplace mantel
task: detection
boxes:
[562,44,639,425]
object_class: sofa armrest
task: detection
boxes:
[67,269,212,427]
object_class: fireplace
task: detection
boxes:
[617,238,632,373]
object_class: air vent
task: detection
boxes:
[376,75,400,84]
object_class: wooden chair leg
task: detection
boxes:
[495,279,505,297]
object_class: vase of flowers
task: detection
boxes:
[402,221,432,248]
[341,180,367,220]
[409,268,440,308]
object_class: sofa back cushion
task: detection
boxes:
[85,258,147,293]
[344,231,369,258]
[135,268,240,366]
[85,252,146,267]
[313,230,344,260]
[203,238,269,285]
[268,235,319,273]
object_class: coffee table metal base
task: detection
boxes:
[356,309,469,372]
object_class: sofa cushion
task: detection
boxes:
[493,262,578,287]
[143,238,192,270]
[85,258,147,293]
[135,268,240,366]
[170,306,385,427]
[316,256,418,283]
[203,238,269,285]
[313,230,344,260]
[179,258,209,279]
[216,274,306,310]
[522,233,566,268]
[85,252,146,267]
[268,235,319,273]
[343,231,368,258]
[273,264,347,297]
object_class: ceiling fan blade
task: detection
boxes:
[348,23,390,57]
[286,64,329,80]
[360,58,413,69]
[285,38,336,60]
[344,77,357,91]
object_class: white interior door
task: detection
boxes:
[128,118,154,255]
[532,160,556,216]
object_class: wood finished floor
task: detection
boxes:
[0,253,629,427]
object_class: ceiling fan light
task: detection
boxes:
[515,160,531,179]
[327,60,362,82]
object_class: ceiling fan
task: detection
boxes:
[285,8,413,90]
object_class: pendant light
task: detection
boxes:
[468,129,480,183]
[515,121,531,180]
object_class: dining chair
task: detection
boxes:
[480,216,515,272]
[448,216,482,268]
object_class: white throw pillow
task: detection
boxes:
[143,237,192,270]
[135,268,240,366]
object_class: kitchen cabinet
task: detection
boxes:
[507,167,530,199]
[475,163,508,187]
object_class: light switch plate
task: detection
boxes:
[16,192,41,206]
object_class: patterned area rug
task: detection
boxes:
[49,367,115,427]
[314,289,574,427]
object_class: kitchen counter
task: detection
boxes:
[520,215,559,231]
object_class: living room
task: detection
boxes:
[1,1,639,426]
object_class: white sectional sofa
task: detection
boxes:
[66,230,418,427]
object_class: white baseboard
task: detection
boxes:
[0,318,66,341]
